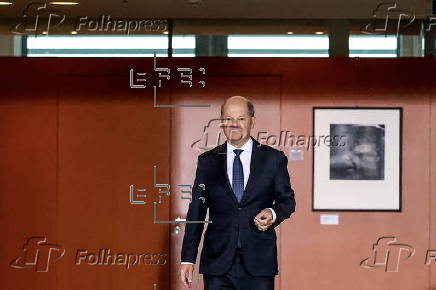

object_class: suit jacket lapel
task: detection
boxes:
[216,141,239,205]
[240,137,265,205]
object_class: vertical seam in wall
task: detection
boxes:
[279,73,283,290]
[168,75,173,288]
[55,72,60,290]
[429,86,433,289]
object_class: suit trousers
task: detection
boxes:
[203,250,275,290]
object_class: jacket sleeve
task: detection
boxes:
[180,155,209,263]
[271,151,296,228]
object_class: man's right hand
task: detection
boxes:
[180,264,194,288]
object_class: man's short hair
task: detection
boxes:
[220,97,255,117]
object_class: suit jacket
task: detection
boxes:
[181,136,296,276]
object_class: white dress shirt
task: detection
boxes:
[181,137,276,265]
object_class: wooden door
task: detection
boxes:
[0,67,171,290]
[170,75,282,290]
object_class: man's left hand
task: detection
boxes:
[254,208,273,231]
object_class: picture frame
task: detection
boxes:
[312,107,402,211]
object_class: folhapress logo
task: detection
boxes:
[10,236,65,272]
[360,236,415,272]
[11,2,66,35]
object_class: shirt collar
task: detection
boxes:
[226,137,253,154]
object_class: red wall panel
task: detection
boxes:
[0,57,434,290]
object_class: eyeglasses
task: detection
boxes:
[221,116,251,124]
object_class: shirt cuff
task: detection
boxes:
[181,262,194,264]
[267,207,276,223]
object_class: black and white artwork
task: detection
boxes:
[330,124,385,180]
[312,108,402,211]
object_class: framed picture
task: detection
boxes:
[312,107,402,211]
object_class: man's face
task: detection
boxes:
[221,101,255,145]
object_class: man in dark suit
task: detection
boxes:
[180,96,296,290]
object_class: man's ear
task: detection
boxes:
[251,116,256,129]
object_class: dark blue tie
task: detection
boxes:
[232,149,244,203]
[232,149,244,248]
